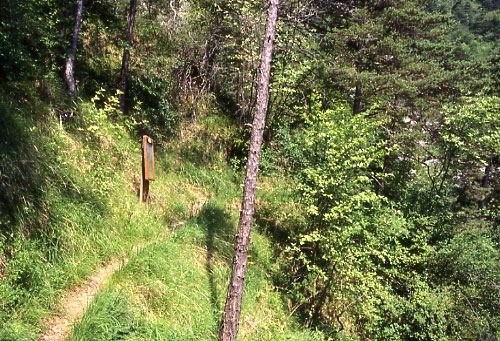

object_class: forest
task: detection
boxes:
[1,0,499,339]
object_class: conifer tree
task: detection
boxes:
[321,0,472,196]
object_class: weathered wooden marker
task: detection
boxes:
[140,135,155,203]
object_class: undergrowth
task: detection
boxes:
[0,82,164,339]
[71,201,323,340]
[0,81,320,340]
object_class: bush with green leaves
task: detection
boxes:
[434,228,500,339]
[263,98,500,339]
[129,56,181,137]
[260,121,307,176]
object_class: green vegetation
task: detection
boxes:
[71,202,323,340]
[0,80,319,338]
[1,0,499,339]
[0,82,187,337]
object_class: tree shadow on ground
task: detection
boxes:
[194,202,235,327]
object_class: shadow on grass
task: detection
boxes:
[194,202,235,328]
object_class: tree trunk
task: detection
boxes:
[119,0,138,112]
[353,60,362,115]
[353,84,362,115]
[479,158,492,218]
[64,0,83,98]
[218,1,279,340]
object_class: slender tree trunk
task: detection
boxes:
[479,158,492,218]
[119,0,138,112]
[65,0,83,98]
[353,84,362,115]
[353,60,362,115]
[218,1,279,340]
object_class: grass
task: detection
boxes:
[0,82,323,340]
[72,201,324,340]
[0,83,166,339]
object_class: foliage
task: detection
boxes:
[0,0,68,80]
[129,55,181,137]
[439,96,500,219]
[0,82,191,337]
[79,88,138,142]
[258,93,500,338]
[1,0,500,339]
[0,83,121,336]
[322,0,467,115]
[260,121,306,176]
[442,96,500,160]
[297,100,387,223]
[434,228,500,339]
[435,0,500,54]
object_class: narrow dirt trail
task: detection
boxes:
[40,258,124,341]
[40,223,182,340]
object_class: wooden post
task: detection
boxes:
[140,135,155,203]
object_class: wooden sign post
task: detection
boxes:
[140,135,155,203]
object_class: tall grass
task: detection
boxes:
[71,201,324,340]
[0,83,206,339]
[1,82,322,340]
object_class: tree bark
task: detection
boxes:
[119,0,138,112]
[64,0,83,98]
[218,1,279,340]
[479,158,492,218]
[353,84,362,115]
[353,59,362,115]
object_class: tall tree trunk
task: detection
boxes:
[119,0,138,112]
[218,1,279,340]
[65,0,83,98]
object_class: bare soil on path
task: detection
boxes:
[40,258,124,341]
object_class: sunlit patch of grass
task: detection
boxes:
[71,289,157,341]
[73,200,324,340]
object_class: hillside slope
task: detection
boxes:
[0,84,322,340]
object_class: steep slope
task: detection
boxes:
[0,84,322,339]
